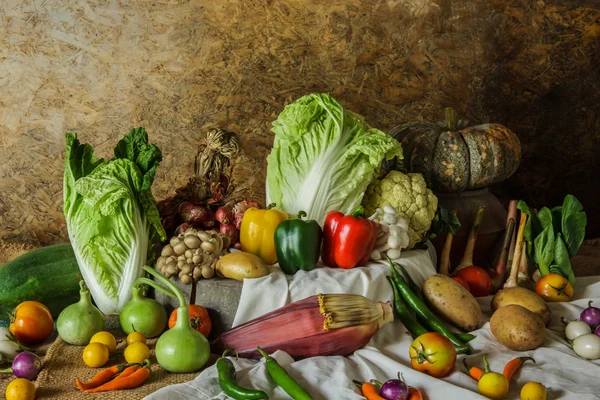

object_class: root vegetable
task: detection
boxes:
[216,252,269,281]
[490,305,545,351]
[215,205,234,225]
[179,202,214,224]
[491,287,551,326]
[438,211,456,275]
[219,223,239,245]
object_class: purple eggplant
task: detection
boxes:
[11,351,41,380]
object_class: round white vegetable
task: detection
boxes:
[0,338,21,360]
[387,248,402,259]
[572,333,600,360]
[383,205,398,215]
[565,320,592,341]
[0,327,11,341]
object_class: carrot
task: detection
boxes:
[353,380,385,400]
[75,363,139,391]
[463,358,484,381]
[503,356,535,382]
[408,386,423,400]
[84,362,151,393]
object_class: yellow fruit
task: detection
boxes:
[89,331,117,353]
[520,382,547,400]
[82,342,109,368]
[5,378,36,400]
[478,372,509,399]
[126,331,146,346]
[124,342,150,364]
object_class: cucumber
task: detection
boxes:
[0,243,81,319]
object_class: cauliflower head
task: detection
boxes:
[363,171,438,249]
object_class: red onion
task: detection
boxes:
[11,351,41,380]
[233,212,245,230]
[580,301,600,330]
[178,202,214,224]
[220,223,239,244]
[174,222,194,236]
[215,205,234,225]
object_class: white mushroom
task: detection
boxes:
[388,235,403,250]
[370,249,382,261]
[184,235,202,249]
[387,248,402,259]
[382,213,397,225]
[173,241,188,255]
[383,205,398,215]
[161,244,175,257]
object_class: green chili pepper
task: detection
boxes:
[387,258,471,354]
[257,347,313,400]
[274,211,323,274]
[395,263,424,302]
[217,350,269,400]
[387,276,428,338]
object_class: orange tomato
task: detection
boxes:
[535,273,573,302]
[9,301,54,345]
[409,332,456,378]
[168,304,212,338]
[455,266,492,297]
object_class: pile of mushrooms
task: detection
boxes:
[369,205,410,261]
[156,228,230,284]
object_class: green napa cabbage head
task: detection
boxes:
[266,93,403,225]
[63,128,166,315]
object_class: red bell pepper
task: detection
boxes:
[321,206,379,269]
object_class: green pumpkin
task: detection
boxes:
[388,108,521,193]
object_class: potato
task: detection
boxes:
[422,274,483,331]
[490,304,546,351]
[491,287,552,325]
[215,252,269,281]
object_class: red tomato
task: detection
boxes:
[535,273,573,302]
[168,304,212,338]
[9,301,54,344]
[409,332,456,378]
[452,276,470,291]
[455,266,492,297]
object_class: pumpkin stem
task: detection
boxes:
[445,107,458,131]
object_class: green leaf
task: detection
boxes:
[551,206,562,235]
[554,233,576,286]
[538,207,553,231]
[561,195,586,258]
[534,226,555,276]
[265,93,403,225]
[426,206,461,240]
[517,200,542,240]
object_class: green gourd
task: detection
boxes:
[119,283,168,339]
[56,281,105,345]
[141,266,210,373]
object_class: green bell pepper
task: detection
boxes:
[274,211,323,274]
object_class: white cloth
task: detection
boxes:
[147,249,600,400]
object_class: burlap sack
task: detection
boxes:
[1,318,216,399]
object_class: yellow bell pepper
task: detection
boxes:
[240,205,288,265]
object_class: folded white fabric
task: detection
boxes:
[147,249,600,400]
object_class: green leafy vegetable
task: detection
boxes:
[518,195,585,285]
[265,93,403,225]
[533,226,554,276]
[553,233,575,286]
[561,195,587,259]
[63,128,166,315]
[426,206,461,240]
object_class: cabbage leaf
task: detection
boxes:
[64,128,166,315]
[266,93,402,225]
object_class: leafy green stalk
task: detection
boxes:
[63,128,166,315]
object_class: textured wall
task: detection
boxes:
[1,0,599,247]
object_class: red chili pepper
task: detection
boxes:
[321,206,378,269]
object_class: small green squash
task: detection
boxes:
[388,108,521,193]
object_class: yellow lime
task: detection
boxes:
[89,331,117,353]
[124,341,151,364]
[126,331,146,346]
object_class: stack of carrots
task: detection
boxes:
[75,360,151,393]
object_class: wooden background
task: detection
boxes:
[1,0,599,247]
